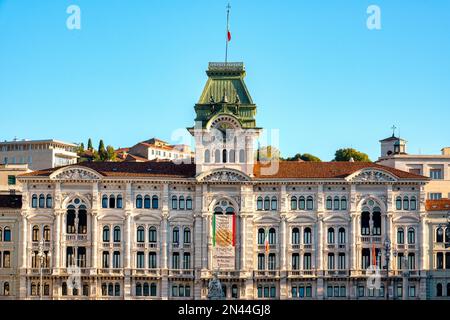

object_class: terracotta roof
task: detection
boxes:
[426,199,450,211]
[0,195,22,209]
[124,154,150,162]
[20,161,427,181]
[253,161,428,180]
[21,162,197,179]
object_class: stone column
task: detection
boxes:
[160,212,169,300]
[123,210,132,300]
[279,214,287,299]
[91,211,98,270]
[54,211,62,271]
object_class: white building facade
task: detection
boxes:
[0,62,449,300]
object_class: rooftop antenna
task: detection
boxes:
[225,3,231,65]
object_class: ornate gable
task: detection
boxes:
[50,166,102,180]
[346,168,397,183]
[197,168,251,183]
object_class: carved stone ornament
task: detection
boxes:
[202,171,249,182]
[349,170,396,183]
[53,168,100,180]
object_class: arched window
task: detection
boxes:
[333,197,340,210]
[173,227,179,244]
[410,196,417,210]
[327,228,335,244]
[152,195,158,209]
[229,149,236,163]
[268,228,276,244]
[403,197,409,210]
[447,284,450,297]
[3,227,11,242]
[32,225,39,242]
[436,227,444,243]
[108,283,113,296]
[396,197,402,210]
[264,197,270,211]
[361,211,370,235]
[179,196,185,210]
[271,196,278,211]
[143,282,149,296]
[186,197,192,210]
[171,196,177,210]
[397,228,404,244]
[183,227,191,244]
[372,210,381,235]
[67,206,76,234]
[3,282,9,296]
[144,195,151,209]
[292,228,300,245]
[46,195,53,208]
[222,149,227,163]
[114,283,120,296]
[338,228,346,244]
[62,282,68,296]
[137,226,145,242]
[258,228,265,245]
[136,195,143,208]
[204,149,210,163]
[304,228,312,244]
[3,251,10,267]
[341,197,347,210]
[299,196,306,210]
[437,283,443,297]
[31,194,37,208]
[257,197,263,211]
[109,195,116,209]
[117,195,123,209]
[149,227,157,243]
[239,149,245,163]
[136,283,142,296]
[78,206,87,234]
[114,226,121,242]
[326,197,332,210]
[306,196,314,210]
[103,226,110,242]
[407,228,415,244]
[43,225,50,242]
[102,195,108,208]
[215,149,220,163]
[290,196,297,210]
[39,194,45,208]
[150,283,157,296]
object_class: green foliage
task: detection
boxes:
[87,138,93,151]
[98,140,107,161]
[333,148,371,162]
[106,145,117,161]
[257,145,281,162]
[284,153,321,162]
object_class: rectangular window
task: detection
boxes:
[408,168,421,175]
[7,175,16,185]
[137,252,145,268]
[327,286,333,297]
[397,285,403,298]
[429,193,442,200]
[358,286,365,297]
[430,169,443,180]
[408,286,416,297]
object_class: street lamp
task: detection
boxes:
[384,238,391,300]
[37,239,51,300]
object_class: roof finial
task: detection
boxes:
[391,125,397,137]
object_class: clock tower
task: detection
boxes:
[188,62,262,177]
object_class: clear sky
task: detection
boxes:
[0,0,449,161]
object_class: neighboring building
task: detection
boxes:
[0,164,31,195]
[0,139,78,171]
[377,135,450,200]
[3,62,448,301]
[0,194,22,299]
[125,138,193,162]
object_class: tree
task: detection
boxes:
[333,148,371,162]
[284,153,321,162]
[87,138,93,151]
[256,145,280,162]
[98,140,107,161]
[106,145,117,161]
[76,143,85,154]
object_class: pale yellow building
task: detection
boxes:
[0,164,31,195]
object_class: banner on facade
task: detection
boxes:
[212,214,236,270]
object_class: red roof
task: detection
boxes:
[253,161,428,180]
[426,199,450,211]
[20,161,427,181]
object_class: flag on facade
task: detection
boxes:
[372,243,377,267]
[265,231,269,253]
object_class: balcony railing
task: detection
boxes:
[98,268,123,275]
[287,270,316,277]
[28,268,52,275]
[253,270,280,278]
[359,236,382,244]
[325,270,349,276]
[168,269,194,277]
[132,269,161,276]
[65,234,88,241]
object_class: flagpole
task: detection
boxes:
[225,3,230,65]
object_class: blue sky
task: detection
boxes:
[0,0,449,161]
